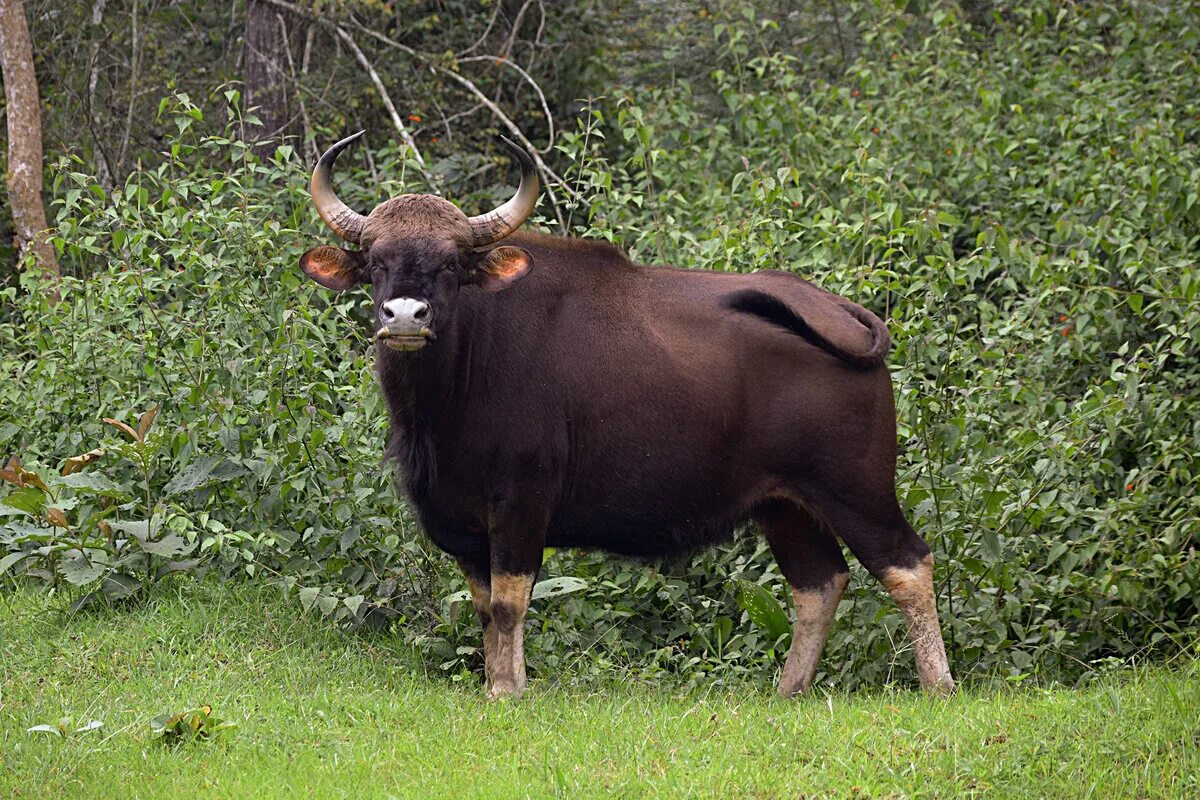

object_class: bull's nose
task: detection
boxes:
[380,297,431,327]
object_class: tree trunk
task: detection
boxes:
[243,0,295,156]
[0,0,59,281]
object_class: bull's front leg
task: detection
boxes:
[487,573,535,700]
[484,495,548,701]
[456,557,498,691]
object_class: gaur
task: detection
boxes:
[298,132,955,700]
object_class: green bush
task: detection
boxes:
[3,1,1198,689]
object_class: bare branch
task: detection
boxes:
[116,0,139,175]
[340,19,577,214]
[458,0,503,57]
[499,0,535,61]
[278,11,317,161]
[254,0,573,220]
[86,0,113,190]
[435,64,573,224]
[460,55,554,154]
[332,26,433,186]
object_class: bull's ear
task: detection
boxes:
[474,245,533,292]
[299,245,368,290]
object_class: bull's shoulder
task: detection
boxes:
[505,230,634,271]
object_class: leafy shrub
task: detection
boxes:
[4,1,1199,689]
[542,0,1200,687]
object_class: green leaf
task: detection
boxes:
[60,550,107,585]
[2,487,47,516]
[444,589,472,605]
[162,456,222,496]
[109,519,150,539]
[26,724,65,737]
[531,576,588,601]
[156,558,201,577]
[316,594,339,616]
[298,586,320,612]
[737,581,792,643]
[981,528,1003,561]
[101,573,142,601]
[137,534,192,558]
[151,706,236,744]
[68,592,100,613]
[0,551,28,575]
[58,472,131,499]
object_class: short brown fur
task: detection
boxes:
[301,157,955,699]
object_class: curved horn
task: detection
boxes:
[469,136,539,247]
[311,131,369,244]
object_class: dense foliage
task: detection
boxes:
[3,1,1199,690]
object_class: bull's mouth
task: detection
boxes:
[375,327,433,352]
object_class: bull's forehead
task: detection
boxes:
[362,195,471,249]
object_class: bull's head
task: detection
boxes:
[298,132,538,352]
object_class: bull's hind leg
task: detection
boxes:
[756,500,851,697]
[822,498,955,695]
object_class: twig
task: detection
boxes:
[301,23,314,74]
[278,11,316,161]
[255,0,573,221]
[333,26,433,186]
[116,0,139,175]
[458,0,503,56]
[829,0,849,71]
[459,55,554,153]
[86,0,113,190]
[499,0,535,62]
[435,64,568,227]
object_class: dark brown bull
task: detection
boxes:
[299,132,955,700]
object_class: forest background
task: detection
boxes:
[2,0,1198,691]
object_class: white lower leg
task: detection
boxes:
[778,572,849,697]
[466,576,496,690]
[486,573,532,701]
[880,554,955,695]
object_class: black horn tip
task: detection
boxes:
[497,135,534,171]
[319,130,367,165]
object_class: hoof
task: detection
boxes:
[486,681,522,702]
[922,672,956,697]
[776,679,811,699]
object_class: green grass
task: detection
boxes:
[2,583,1196,799]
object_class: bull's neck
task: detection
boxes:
[376,297,479,434]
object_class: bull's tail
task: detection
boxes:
[722,287,890,369]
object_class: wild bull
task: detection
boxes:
[298,132,955,700]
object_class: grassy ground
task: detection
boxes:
[1,583,1196,799]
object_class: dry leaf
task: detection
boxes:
[46,508,71,528]
[0,455,25,486]
[103,417,140,442]
[61,448,105,476]
[137,405,160,440]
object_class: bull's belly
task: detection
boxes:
[545,482,759,557]
[545,516,746,557]
[414,472,762,559]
